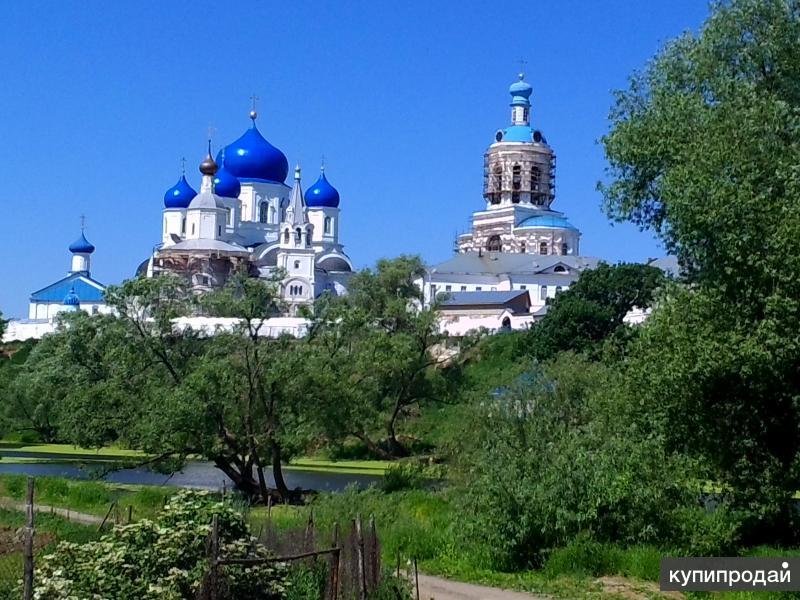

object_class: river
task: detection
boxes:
[0,455,382,492]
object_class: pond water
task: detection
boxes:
[0,458,382,492]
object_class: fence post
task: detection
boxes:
[414,557,420,600]
[305,509,315,553]
[98,501,117,533]
[22,477,34,600]
[368,514,379,590]
[209,514,220,600]
[355,515,367,600]
[329,522,340,600]
[127,505,133,524]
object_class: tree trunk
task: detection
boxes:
[212,456,261,498]
[270,440,291,499]
[353,432,394,461]
[386,419,409,458]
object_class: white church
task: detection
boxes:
[140,108,354,313]
[420,73,601,335]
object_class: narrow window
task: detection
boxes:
[512,164,521,190]
[540,286,547,300]
[181,218,186,234]
[539,241,548,255]
[191,224,195,235]
[520,285,527,290]
[460,285,467,291]
[561,243,568,255]
[218,226,222,237]
[511,192,520,204]
[324,217,331,234]
[445,285,452,292]
[520,242,526,254]
[530,166,540,192]
[294,260,300,269]
[259,201,269,224]
[295,228,302,244]
[556,286,563,295]
[269,206,275,223]
[307,227,313,247]
[283,229,290,243]
[476,286,482,291]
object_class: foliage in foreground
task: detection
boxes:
[34,490,289,600]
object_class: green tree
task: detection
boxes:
[0,309,6,341]
[308,256,448,458]
[600,0,800,539]
[527,262,666,359]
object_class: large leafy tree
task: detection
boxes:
[308,256,448,458]
[601,0,800,538]
[527,262,666,359]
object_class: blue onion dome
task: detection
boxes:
[221,116,289,183]
[164,175,197,209]
[509,73,533,106]
[212,151,241,198]
[68,232,95,254]
[304,168,340,208]
[63,288,80,306]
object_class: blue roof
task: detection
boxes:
[441,290,530,307]
[305,170,340,208]
[213,165,241,199]
[501,125,534,143]
[517,215,579,231]
[221,122,289,184]
[30,273,106,303]
[68,232,95,254]
[164,175,197,209]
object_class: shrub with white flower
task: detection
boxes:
[34,490,289,600]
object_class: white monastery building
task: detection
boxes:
[421,73,600,335]
[139,108,354,314]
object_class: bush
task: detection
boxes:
[34,490,290,600]
[544,537,622,577]
[380,464,426,493]
[456,354,699,570]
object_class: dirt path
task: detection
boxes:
[414,574,549,600]
[0,497,103,525]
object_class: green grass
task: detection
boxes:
[286,457,392,475]
[0,474,173,520]
[0,441,147,459]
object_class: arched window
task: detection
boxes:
[191,224,196,236]
[501,316,511,330]
[295,228,302,245]
[486,235,502,252]
[225,208,232,226]
[306,227,313,247]
[539,241,548,255]
[561,243,568,255]
[259,202,269,224]
[181,218,186,234]
[511,192,520,204]
[512,164,521,190]
[324,217,331,234]
[520,242,526,254]
[555,286,563,295]
[540,285,548,300]
[554,265,567,273]
[294,260,300,269]
[218,225,222,237]
[283,229,290,244]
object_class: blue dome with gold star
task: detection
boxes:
[221,119,289,184]
[304,169,340,208]
[63,288,80,306]
[164,175,197,209]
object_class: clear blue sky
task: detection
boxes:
[0,1,711,317]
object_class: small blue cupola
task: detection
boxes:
[63,287,80,307]
[164,175,197,209]
[304,166,340,208]
[220,113,289,183]
[509,73,533,107]
[68,232,95,254]
[212,149,241,198]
